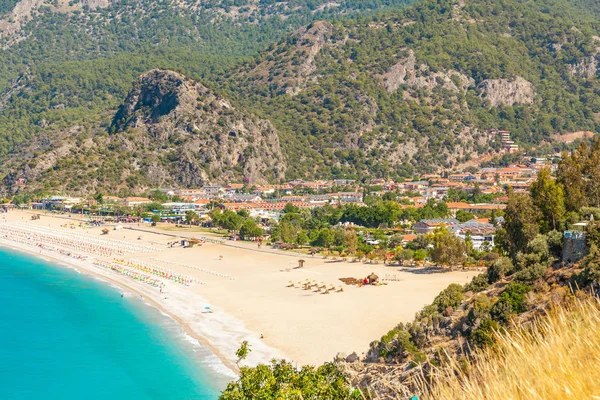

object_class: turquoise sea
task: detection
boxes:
[0,247,230,400]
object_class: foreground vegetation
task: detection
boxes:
[421,295,600,399]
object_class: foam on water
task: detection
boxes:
[0,246,231,399]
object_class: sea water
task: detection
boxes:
[0,247,231,399]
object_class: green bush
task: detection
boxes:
[490,282,531,325]
[464,273,489,293]
[471,318,499,348]
[220,360,361,400]
[487,257,513,284]
[432,283,464,314]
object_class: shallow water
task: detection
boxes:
[0,247,230,399]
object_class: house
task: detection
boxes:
[412,218,459,235]
[448,173,476,182]
[224,183,245,193]
[226,194,262,203]
[193,199,212,209]
[562,222,589,263]
[333,179,356,186]
[162,202,196,216]
[402,181,429,191]
[450,219,496,251]
[333,192,364,203]
[562,230,586,264]
[203,185,224,196]
[123,197,152,207]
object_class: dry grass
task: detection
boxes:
[421,296,600,400]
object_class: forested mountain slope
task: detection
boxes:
[2,0,600,193]
[222,0,600,179]
[0,0,411,190]
[2,69,286,193]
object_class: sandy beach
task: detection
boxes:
[0,210,474,373]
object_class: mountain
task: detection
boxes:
[2,69,286,193]
[221,0,600,179]
[2,0,600,194]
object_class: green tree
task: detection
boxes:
[413,249,428,262]
[503,191,540,258]
[296,230,309,246]
[283,203,300,214]
[343,229,358,254]
[388,233,404,249]
[220,361,361,400]
[487,257,513,284]
[456,210,475,223]
[279,220,301,244]
[149,189,168,203]
[94,192,104,205]
[311,228,334,247]
[237,209,250,218]
[429,227,468,267]
[557,147,587,212]
[185,210,199,224]
[530,167,565,232]
[394,248,414,265]
[471,318,499,348]
[235,341,251,367]
[239,219,263,240]
[222,211,245,233]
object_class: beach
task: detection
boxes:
[0,210,474,371]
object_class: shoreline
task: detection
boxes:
[0,237,253,377]
[0,211,474,370]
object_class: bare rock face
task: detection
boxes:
[478,76,535,106]
[285,21,334,95]
[381,49,474,94]
[569,56,598,79]
[112,69,286,186]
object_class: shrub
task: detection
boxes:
[513,263,547,284]
[491,282,531,324]
[471,318,499,348]
[487,257,513,284]
[432,283,464,314]
[464,273,488,292]
[546,230,564,258]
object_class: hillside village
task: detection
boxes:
[4,148,571,268]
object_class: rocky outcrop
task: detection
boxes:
[381,50,474,94]
[285,21,334,95]
[0,0,114,46]
[478,76,534,106]
[568,56,598,79]
[112,69,286,186]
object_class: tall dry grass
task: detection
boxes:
[420,296,600,400]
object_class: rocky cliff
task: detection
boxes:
[1,70,286,194]
[111,69,286,187]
